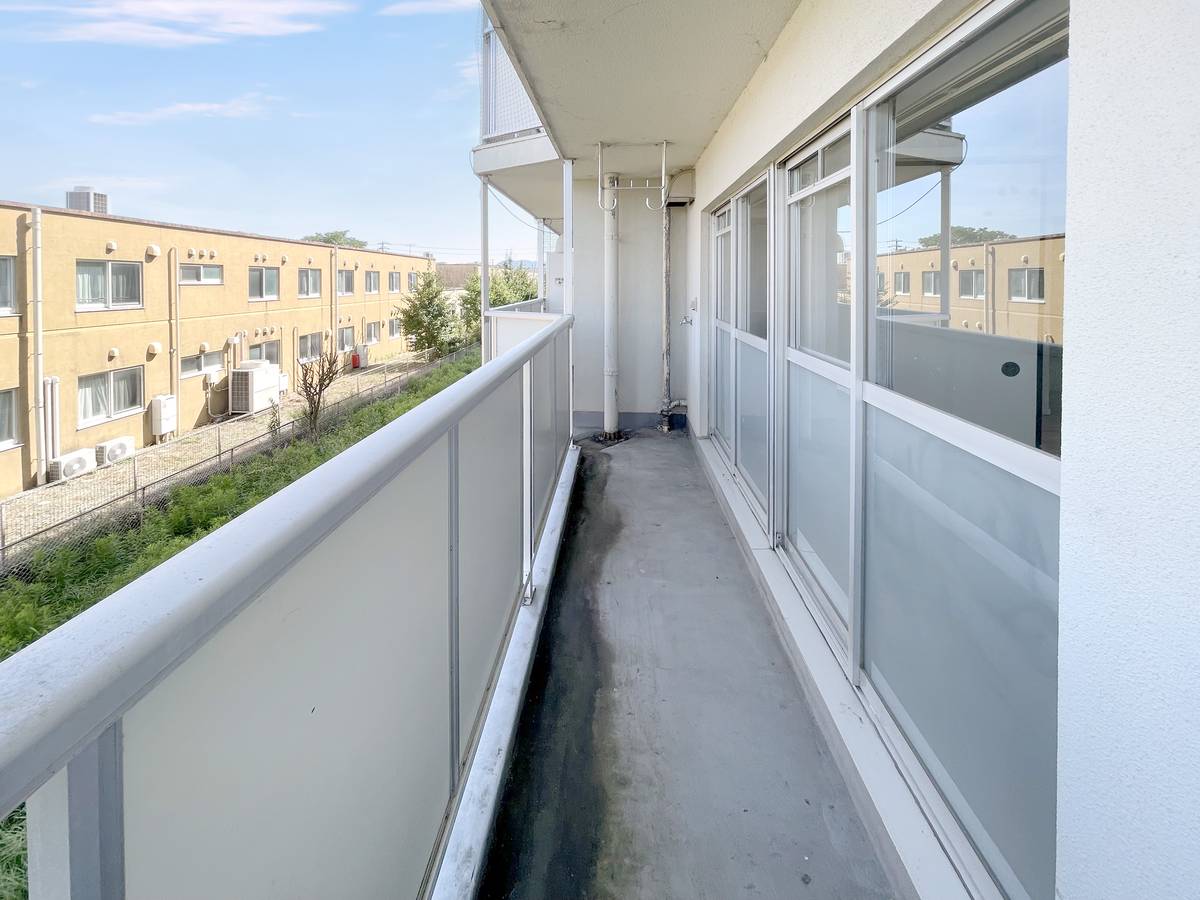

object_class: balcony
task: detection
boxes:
[0,309,907,898]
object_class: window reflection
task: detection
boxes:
[872,51,1068,456]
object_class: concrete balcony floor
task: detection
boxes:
[480,428,893,899]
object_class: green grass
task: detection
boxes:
[0,350,479,898]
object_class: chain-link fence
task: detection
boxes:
[0,345,479,578]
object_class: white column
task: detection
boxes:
[602,174,619,436]
[535,219,545,307]
[561,160,574,316]
[1057,3,1200,899]
[479,176,490,361]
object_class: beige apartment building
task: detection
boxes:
[0,201,434,498]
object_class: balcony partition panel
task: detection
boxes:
[1,315,575,900]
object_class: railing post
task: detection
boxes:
[447,424,461,793]
[26,721,124,900]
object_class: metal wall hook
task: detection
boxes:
[596,141,669,211]
[646,141,668,211]
[597,143,618,211]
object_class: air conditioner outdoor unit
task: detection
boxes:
[95,436,135,466]
[229,363,281,414]
[49,449,97,482]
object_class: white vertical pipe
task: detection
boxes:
[602,174,619,436]
[168,247,179,401]
[480,176,490,361]
[940,167,951,323]
[50,377,60,459]
[31,208,46,483]
[562,159,575,432]
[535,219,545,307]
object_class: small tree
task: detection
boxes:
[917,225,1016,248]
[302,229,368,248]
[298,349,342,435]
[492,257,538,305]
[399,271,453,353]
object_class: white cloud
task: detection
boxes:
[378,0,475,15]
[2,1,354,46]
[455,51,479,85]
[89,92,274,126]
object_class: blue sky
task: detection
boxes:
[0,0,537,263]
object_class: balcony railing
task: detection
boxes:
[481,24,542,142]
[0,313,574,897]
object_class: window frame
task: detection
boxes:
[408,271,419,292]
[337,269,355,296]
[894,270,911,296]
[180,350,225,378]
[1009,266,1046,303]
[298,331,323,363]
[0,387,18,449]
[77,365,144,428]
[179,263,224,285]
[249,340,281,365]
[364,321,381,344]
[75,259,144,311]
[389,317,402,339]
[248,266,280,302]
[0,256,15,314]
[365,271,380,294]
[921,269,941,296]
[958,268,986,300]
[389,271,402,293]
[298,267,322,299]
[338,325,355,352]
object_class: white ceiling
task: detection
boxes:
[482,0,802,177]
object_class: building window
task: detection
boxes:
[76,260,143,310]
[389,317,402,339]
[248,266,280,301]
[365,321,380,344]
[389,271,402,293]
[0,388,16,447]
[0,257,14,312]
[1009,266,1046,302]
[180,350,224,377]
[78,366,143,426]
[337,270,354,295]
[408,271,419,291]
[298,332,323,362]
[179,264,223,285]
[249,340,281,365]
[338,326,355,351]
[921,270,941,296]
[894,271,911,295]
[298,268,322,298]
[365,271,380,294]
[958,269,986,300]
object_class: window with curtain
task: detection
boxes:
[0,257,13,312]
[180,264,223,284]
[0,388,16,445]
[389,317,402,338]
[894,271,911,295]
[365,271,379,293]
[338,326,354,351]
[76,261,107,308]
[389,272,402,293]
[408,271,418,291]
[1009,267,1046,302]
[365,322,380,343]
[959,269,986,300]
[111,367,142,413]
[249,341,281,364]
[249,267,280,301]
[921,270,941,296]
[299,332,322,361]
[298,268,321,298]
[77,372,111,423]
[110,262,142,306]
[338,270,354,294]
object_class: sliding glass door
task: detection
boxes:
[704,1,1068,896]
[780,128,853,646]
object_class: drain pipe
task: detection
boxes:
[49,377,60,459]
[659,197,672,431]
[602,174,619,438]
[168,247,179,401]
[31,208,46,484]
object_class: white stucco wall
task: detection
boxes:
[1056,2,1200,897]
[570,180,688,421]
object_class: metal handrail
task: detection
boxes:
[0,313,572,819]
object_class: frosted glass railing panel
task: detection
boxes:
[863,406,1058,900]
[786,363,851,622]
[122,438,452,900]
[489,310,555,359]
[457,373,525,754]
[554,329,571,461]
[531,341,558,541]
